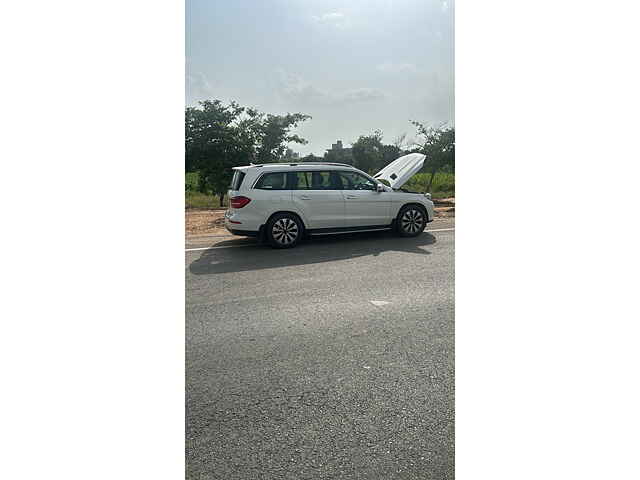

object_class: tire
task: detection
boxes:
[266,213,303,248]
[396,204,427,237]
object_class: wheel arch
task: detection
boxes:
[395,202,430,222]
[263,210,307,231]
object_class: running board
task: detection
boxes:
[308,226,392,236]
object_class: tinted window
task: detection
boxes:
[230,170,245,190]
[255,172,288,190]
[291,171,342,190]
[338,171,377,191]
[291,172,311,190]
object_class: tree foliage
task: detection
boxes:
[351,130,384,173]
[410,122,455,192]
[301,153,323,162]
[281,148,300,162]
[185,100,310,205]
[351,130,405,174]
[254,113,311,163]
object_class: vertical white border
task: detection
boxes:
[457,0,640,478]
[1,1,184,478]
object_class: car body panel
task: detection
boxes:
[373,153,426,190]
[341,190,391,227]
[225,188,294,232]
[291,189,345,229]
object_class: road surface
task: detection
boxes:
[186,218,454,479]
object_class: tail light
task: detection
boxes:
[230,196,251,208]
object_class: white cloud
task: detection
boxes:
[276,70,385,106]
[311,12,350,29]
[376,62,419,74]
[186,71,215,104]
[341,88,385,102]
[318,12,344,21]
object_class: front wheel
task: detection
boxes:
[266,213,303,248]
[396,205,427,237]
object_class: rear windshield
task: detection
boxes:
[229,170,246,190]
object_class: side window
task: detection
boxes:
[291,171,342,190]
[291,171,312,190]
[338,172,377,191]
[254,172,287,190]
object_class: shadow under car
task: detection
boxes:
[188,230,436,275]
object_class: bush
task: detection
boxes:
[186,191,226,209]
[186,172,199,192]
[186,172,228,208]
[404,172,455,198]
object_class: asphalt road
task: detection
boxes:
[186,219,454,479]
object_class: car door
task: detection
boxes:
[338,171,391,227]
[289,170,345,229]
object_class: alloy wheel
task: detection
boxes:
[272,218,299,245]
[401,209,424,234]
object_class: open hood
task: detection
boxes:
[373,153,426,189]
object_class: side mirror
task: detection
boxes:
[376,184,385,192]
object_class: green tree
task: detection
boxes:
[185,100,311,206]
[410,122,455,192]
[350,130,406,173]
[351,130,384,173]
[301,154,323,162]
[381,143,403,166]
[185,100,253,206]
[280,148,300,162]
[252,112,311,164]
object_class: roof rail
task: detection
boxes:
[246,162,355,168]
[295,162,354,167]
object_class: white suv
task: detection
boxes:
[225,153,435,248]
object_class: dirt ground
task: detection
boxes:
[185,209,227,236]
[185,198,455,236]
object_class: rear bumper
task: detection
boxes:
[225,210,263,232]
[225,225,259,237]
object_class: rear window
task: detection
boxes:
[254,172,288,190]
[230,170,245,190]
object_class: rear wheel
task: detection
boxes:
[396,205,427,237]
[266,213,303,248]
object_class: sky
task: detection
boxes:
[186,0,454,156]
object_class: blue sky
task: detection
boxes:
[186,0,454,156]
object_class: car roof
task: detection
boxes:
[233,163,357,172]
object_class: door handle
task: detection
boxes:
[345,195,357,199]
[299,195,311,200]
